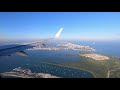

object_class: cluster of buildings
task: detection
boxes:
[1,67,60,78]
[80,53,110,61]
[28,47,64,50]
[58,42,95,51]
[28,42,96,51]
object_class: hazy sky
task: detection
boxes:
[0,12,120,41]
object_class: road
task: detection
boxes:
[107,67,120,78]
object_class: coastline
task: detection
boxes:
[27,42,96,51]
[0,67,60,78]
[40,62,95,78]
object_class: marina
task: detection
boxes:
[20,62,94,78]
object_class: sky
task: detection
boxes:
[0,12,120,41]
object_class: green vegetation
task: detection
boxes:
[46,52,118,78]
[63,53,120,78]
[39,52,120,78]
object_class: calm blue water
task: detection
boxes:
[61,40,120,57]
[0,40,120,78]
[21,63,93,78]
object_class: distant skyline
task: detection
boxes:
[0,12,120,41]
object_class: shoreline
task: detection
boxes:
[0,67,60,78]
[80,53,110,61]
[27,42,96,51]
[40,62,95,78]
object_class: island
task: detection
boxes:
[80,53,110,61]
[27,42,95,51]
[58,42,95,51]
[0,67,60,78]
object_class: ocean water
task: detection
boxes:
[0,40,120,78]
[63,40,120,57]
